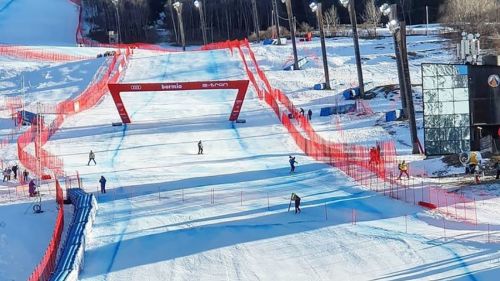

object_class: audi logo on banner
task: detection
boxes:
[131,85,142,90]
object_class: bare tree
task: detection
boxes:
[439,0,499,35]
[323,5,339,36]
[362,0,381,37]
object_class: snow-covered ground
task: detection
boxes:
[0,200,58,280]
[0,0,499,280]
[43,48,498,281]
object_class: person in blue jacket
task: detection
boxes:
[99,176,106,194]
[289,156,298,173]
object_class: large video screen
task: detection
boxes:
[422,64,470,155]
[469,65,500,125]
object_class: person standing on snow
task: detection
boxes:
[198,140,203,155]
[307,109,312,120]
[289,156,298,173]
[23,169,29,183]
[300,108,305,116]
[88,150,96,166]
[11,164,18,180]
[397,160,409,179]
[29,179,38,197]
[99,176,106,194]
[291,193,301,214]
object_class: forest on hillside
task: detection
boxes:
[82,0,498,44]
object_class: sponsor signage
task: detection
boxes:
[108,80,249,124]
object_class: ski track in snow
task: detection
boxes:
[0,1,498,277]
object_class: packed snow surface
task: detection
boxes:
[0,0,499,279]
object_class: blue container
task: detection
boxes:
[385,110,397,122]
[314,83,326,90]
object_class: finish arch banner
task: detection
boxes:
[108,80,250,123]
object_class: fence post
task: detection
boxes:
[324,203,328,221]
[267,192,270,211]
[405,214,408,233]
[487,224,490,243]
[443,217,446,241]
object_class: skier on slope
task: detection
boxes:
[289,156,298,173]
[198,140,203,155]
[291,193,301,214]
[88,150,96,165]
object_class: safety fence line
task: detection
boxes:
[0,45,94,62]
[84,180,499,245]
[16,48,131,183]
[27,180,64,281]
[201,39,476,224]
[22,48,130,281]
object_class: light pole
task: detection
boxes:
[380,3,419,154]
[251,0,260,42]
[194,0,207,45]
[380,4,406,113]
[111,0,121,45]
[272,0,281,45]
[281,0,299,70]
[173,1,186,51]
[310,2,330,90]
[340,0,364,98]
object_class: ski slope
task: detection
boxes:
[0,0,79,45]
[39,49,499,280]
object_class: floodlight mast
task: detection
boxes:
[173,2,186,51]
[194,0,208,45]
[281,0,299,70]
[310,2,331,90]
[380,3,420,154]
[340,0,365,98]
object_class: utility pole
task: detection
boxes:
[251,0,260,42]
[282,0,299,70]
[425,5,429,36]
[194,0,208,45]
[381,3,419,154]
[173,2,186,51]
[399,21,419,154]
[272,0,281,44]
[310,2,331,90]
[341,0,365,98]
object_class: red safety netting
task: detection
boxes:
[0,45,93,62]
[17,48,131,180]
[27,180,64,281]
[22,47,131,281]
[202,39,476,224]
